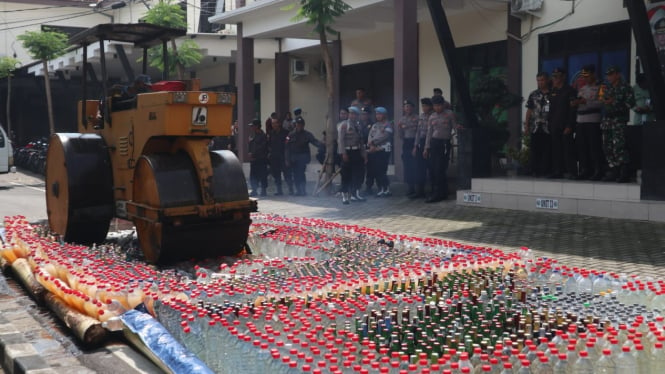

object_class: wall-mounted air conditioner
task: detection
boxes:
[292,59,309,76]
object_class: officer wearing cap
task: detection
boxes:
[248,119,268,197]
[397,99,419,196]
[424,94,459,203]
[571,64,604,180]
[547,67,578,179]
[338,106,367,204]
[601,65,635,182]
[292,107,304,129]
[410,98,434,199]
[367,107,394,197]
[285,116,323,195]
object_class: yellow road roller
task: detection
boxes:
[45,23,256,263]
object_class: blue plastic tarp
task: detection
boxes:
[120,309,214,374]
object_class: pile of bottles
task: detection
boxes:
[3,214,665,373]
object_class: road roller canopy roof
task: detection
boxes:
[69,23,187,48]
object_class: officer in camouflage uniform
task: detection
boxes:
[600,65,635,183]
[397,99,419,196]
[337,106,367,204]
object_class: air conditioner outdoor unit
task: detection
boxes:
[292,59,309,76]
[510,0,543,16]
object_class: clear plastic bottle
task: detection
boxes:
[634,344,650,374]
[553,353,568,374]
[595,349,616,374]
[650,342,665,374]
[537,356,554,374]
[576,273,593,295]
[500,362,514,374]
[615,346,637,372]
[515,360,531,374]
[571,350,593,374]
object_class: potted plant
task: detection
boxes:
[470,75,522,176]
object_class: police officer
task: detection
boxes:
[601,65,636,183]
[338,106,367,204]
[285,117,323,196]
[571,65,604,180]
[424,95,458,203]
[359,106,374,146]
[267,115,290,195]
[410,98,433,199]
[397,99,419,196]
[248,119,268,197]
[367,107,394,197]
[524,72,552,177]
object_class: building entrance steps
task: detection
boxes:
[456,177,665,222]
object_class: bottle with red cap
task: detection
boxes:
[571,350,593,374]
[615,346,637,372]
[595,348,616,374]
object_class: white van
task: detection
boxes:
[0,126,13,173]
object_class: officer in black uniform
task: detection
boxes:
[285,117,323,196]
[248,119,268,197]
[267,116,290,195]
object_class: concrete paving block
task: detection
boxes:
[0,324,19,335]
[610,201,649,221]
[13,355,48,374]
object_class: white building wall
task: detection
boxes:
[288,58,328,137]
[196,63,231,88]
[342,28,394,66]
[417,6,507,106]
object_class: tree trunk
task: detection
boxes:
[6,73,11,141]
[319,30,335,194]
[170,40,185,80]
[43,60,55,134]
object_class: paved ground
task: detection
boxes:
[2,168,665,372]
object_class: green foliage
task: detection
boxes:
[144,40,202,73]
[142,0,187,30]
[470,75,522,156]
[0,57,20,79]
[17,29,68,61]
[506,132,530,168]
[289,0,352,36]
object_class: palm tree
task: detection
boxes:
[143,0,202,79]
[18,30,68,134]
[0,57,20,139]
[292,0,352,193]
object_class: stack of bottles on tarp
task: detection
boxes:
[3,214,665,373]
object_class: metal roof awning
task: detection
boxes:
[69,23,187,48]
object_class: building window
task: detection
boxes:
[539,21,631,87]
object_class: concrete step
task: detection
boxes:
[456,177,665,222]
